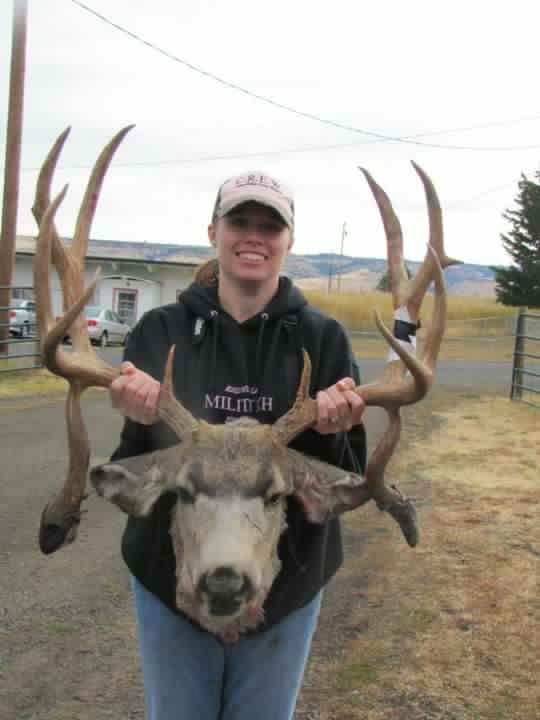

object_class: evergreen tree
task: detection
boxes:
[491,170,540,307]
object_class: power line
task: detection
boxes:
[68,0,540,153]
[446,181,519,209]
[18,121,540,174]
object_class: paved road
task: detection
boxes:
[361,357,512,390]
[99,347,513,392]
[7,341,513,393]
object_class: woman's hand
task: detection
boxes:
[314,377,365,435]
[110,362,161,425]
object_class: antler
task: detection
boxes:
[33,127,131,553]
[272,164,461,545]
[33,127,198,554]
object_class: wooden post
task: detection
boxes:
[0,0,28,355]
[510,307,525,400]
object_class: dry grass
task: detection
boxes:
[351,335,515,363]
[0,367,67,398]
[304,290,516,333]
[0,366,109,400]
[301,393,540,720]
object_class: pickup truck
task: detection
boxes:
[9,299,37,337]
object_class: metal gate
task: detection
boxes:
[0,285,41,373]
[510,308,540,408]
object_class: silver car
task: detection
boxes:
[9,298,37,337]
[85,306,131,347]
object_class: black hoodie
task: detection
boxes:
[113,276,366,630]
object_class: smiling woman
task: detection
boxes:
[106,167,370,720]
[207,173,295,320]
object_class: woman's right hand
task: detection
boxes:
[110,362,161,425]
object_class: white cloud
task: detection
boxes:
[2,0,540,266]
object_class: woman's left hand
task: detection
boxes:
[314,377,365,435]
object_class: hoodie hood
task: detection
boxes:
[180,275,307,324]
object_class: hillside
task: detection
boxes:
[28,237,496,297]
[164,247,497,297]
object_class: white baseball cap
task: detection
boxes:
[212,171,294,229]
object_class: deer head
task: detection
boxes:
[33,127,459,640]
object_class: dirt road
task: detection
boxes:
[1,384,537,719]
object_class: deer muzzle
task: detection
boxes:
[199,566,254,616]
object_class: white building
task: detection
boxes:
[13,235,202,327]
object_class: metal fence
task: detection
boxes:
[0,285,41,373]
[510,308,540,408]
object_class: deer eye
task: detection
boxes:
[264,493,283,508]
[176,487,195,504]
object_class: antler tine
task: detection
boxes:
[71,125,135,267]
[33,184,69,343]
[32,126,74,302]
[33,178,117,387]
[405,162,462,316]
[359,167,408,312]
[157,345,200,438]
[421,245,447,370]
[271,297,438,447]
[271,351,317,445]
[359,164,460,322]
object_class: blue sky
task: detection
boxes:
[2,0,540,266]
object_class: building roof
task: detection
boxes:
[15,235,202,268]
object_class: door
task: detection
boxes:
[116,290,137,327]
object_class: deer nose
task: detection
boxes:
[199,567,252,612]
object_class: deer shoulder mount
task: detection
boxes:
[33,126,461,641]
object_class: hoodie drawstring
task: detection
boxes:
[209,310,220,395]
[254,312,269,386]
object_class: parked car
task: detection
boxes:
[84,306,131,347]
[9,298,36,338]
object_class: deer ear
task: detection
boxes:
[90,457,169,517]
[284,448,371,523]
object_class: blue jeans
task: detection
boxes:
[131,575,323,720]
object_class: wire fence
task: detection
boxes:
[510,308,540,409]
[0,285,41,374]
[348,314,516,340]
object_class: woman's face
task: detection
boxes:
[208,202,293,289]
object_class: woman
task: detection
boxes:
[109,171,367,720]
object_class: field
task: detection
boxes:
[297,389,540,720]
[294,272,496,299]
[301,290,516,333]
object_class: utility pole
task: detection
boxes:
[0,0,28,354]
[336,221,347,292]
